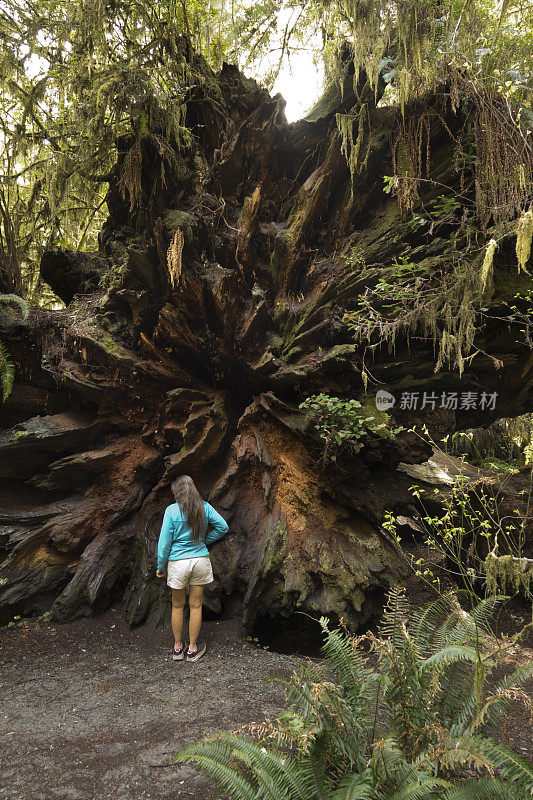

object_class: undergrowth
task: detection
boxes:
[299,393,398,462]
[179,588,533,799]
[0,293,29,401]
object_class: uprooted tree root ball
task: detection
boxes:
[0,45,532,630]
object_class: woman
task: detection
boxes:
[156,475,228,662]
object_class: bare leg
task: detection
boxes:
[188,584,204,650]
[171,588,186,649]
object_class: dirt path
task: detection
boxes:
[0,610,306,800]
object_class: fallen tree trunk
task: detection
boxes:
[0,50,531,630]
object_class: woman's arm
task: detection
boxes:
[204,503,229,546]
[157,507,173,571]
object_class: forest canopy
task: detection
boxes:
[0,0,532,303]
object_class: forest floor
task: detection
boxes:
[0,595,531,800]
[0,611,306,800]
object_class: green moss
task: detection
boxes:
[163,210,194,241]
[494,270,532,300]
[484,553,533,598]
[93,328,119,354]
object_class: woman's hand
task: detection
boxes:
[156,569,165,578]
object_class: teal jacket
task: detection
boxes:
[157,501,228,571]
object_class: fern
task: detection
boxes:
[298,734,333,800]
[0,340,15,402]
[387,774,453,800]
[178,738,258,800]
[422,644,481,670]
[481,738,533,793]
[475,660,533,732]
[179,590,533,800]
[0,294,29,320]
[331,771,374,800]
[0,293,29,401]
[410,593,457,656]
[443,776,519,800]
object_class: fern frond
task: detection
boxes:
[0,293,30,319]
[0,340,15,402]
[331,770,374,800]
[177,738,259,800]
[226,735,309,800]
[319,618,372,704]
[476,685,533,732]
[285,674,329,730]
[438,731,495,774]
[436,659,476,728]
[422,645,480,670]
[481,737,533,793]
[432,612,462,650]
[443,776,522,800]
[387,772,452,800]
[492,658,533,696]
[298,733,334,800]
[410,593,458,653]
[380,587,411,646]
[370,735,406,777]
[468,595,507,633]
[432,595,505,651]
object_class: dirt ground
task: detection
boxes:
[1,600,531,800]
[0,610,305,800]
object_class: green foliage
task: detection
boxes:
[0,0,237,301]
[7,609,54,627]
[0,340,14,402]
[404,473,528,603]
[431,195,462,221]
[355,255,429,310]
[299,393,392,462]
[178,589,533,799]
[0,293,29,320]
[384,429,532,618]
[343,243,515,376]
[450,414,533,469]
[246,635,270,651]
[0,292,29,400]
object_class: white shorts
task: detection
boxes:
[166,557,214,589]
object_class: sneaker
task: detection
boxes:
[173,643,184,661]
[186,641,206,662]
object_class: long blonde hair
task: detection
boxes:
[171,475,205,542]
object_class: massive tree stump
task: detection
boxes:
[1,52,531,629]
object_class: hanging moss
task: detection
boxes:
[516,209,533,273]
[336,103,370,193]
[480,238,497,297]
[484,554,533,599]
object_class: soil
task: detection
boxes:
[1,594,531,800]
[0,610,307,800]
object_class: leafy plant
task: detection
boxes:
[431,195,462,220]
[382,429,533,631]
[0,293,29,401]
[178,589,533,799]
[299,393,391,462]
[246,635,270,651]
